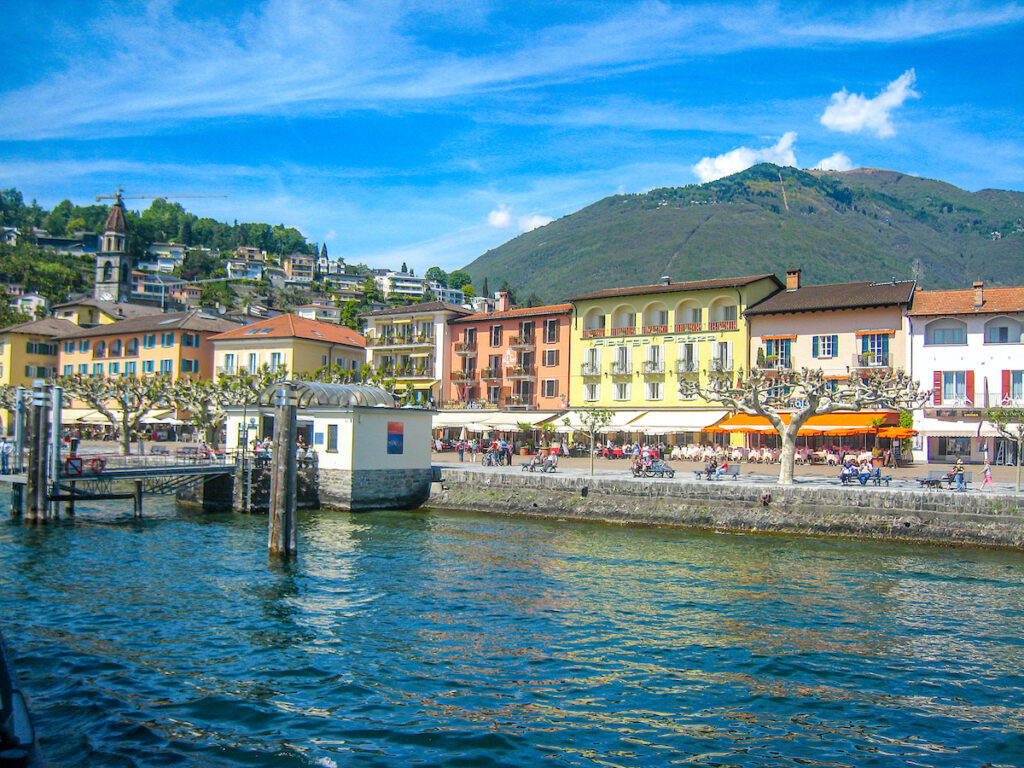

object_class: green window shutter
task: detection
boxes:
[831,335,838,353]
[812,336,819,357]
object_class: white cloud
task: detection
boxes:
[820,69,919,138]
[815,151,854,171]
[487,205,513,227]
[518,214,552,232]
[692,132,798,183]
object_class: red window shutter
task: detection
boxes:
[1003,370,1012,404]
[966,370,975,405]
[932,370,943,405]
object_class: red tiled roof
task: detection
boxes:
[909,286,1024,316]
[569,274,781,302]
[209,313,365,347]
[449,303,572,324]
[103,201,127,234]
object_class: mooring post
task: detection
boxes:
[268,384,298,556]
[133,480,143,518]
[12,386,26,475]
[49,385,63,518]
[26,382,49,523]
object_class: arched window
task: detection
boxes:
[983,316,1022,344]
[924,318,967,346]
[708,297,738,330]
[102,261,113,281]
[611,305,636,336]
[674,300,702,331]
[582,308,606,338]
[641,302,669,333]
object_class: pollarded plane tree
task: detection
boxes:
[680,367,930,485]
[58,373,172,455]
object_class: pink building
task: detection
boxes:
[446,298,572,411]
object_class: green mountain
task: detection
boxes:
[463,164,1024,303]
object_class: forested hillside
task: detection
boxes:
[463,165,1024,302]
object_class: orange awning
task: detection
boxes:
[711,411,897,435]
[855,329,896,336]
[878,426,917,439]
[760,334,797,341]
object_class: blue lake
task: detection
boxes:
[2,500,1023,767]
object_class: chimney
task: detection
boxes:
[660,275,671,286]
[973,281,984,308]
[497,291,512,312]
[786,268,802,291]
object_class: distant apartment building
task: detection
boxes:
[10,293,49,317]
[226,258,264,281]
[234,246,267,262]
[428,281,465,305]
[375,271,426,299]
[282,253,315,283]
[0,317,79,390]
[316,254,345,276]
[295,304,342,323]
[211,314,365,378]
[446,298,572,411]
[137,242,187,273]
[129,271,187,307]
[362,301,471,406]
[52,298,162,328]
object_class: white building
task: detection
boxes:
[295,304,342,323]
[10,292,49,316]
[375,271,426,299]
[427,281,465,305]
[908,281,1024,465]
[316,255,345,275]
[226,259,265,281]
[137,242,187,273]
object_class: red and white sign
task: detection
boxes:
[64,457,83,477]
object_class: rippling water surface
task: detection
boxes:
[2,499,1024,767]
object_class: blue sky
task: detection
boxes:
[1,1,1022,273]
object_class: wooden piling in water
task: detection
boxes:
[133,480,143,518]
[268,385,298,556]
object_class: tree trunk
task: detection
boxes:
[777,424,798,485]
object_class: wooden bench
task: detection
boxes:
[917,470,972,490]
[693,466,741,481]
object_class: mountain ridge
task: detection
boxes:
[463,164,1024,303]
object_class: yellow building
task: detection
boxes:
[567,274,782,434]
[52,298,161,328]
[210,314,366,377]
[0,317,80,387]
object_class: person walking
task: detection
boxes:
[980,459,994,492]
[457,440,465,462]
[0,437,11,475]
[953,458,966,492]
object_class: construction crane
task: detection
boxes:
[95,187,227,204]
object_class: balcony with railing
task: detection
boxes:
[708,320,738,331]
[641,325,668,335]
[611,361,632,376]
[92,347,106,359]
[505,395,536,410]
[674,322,703,333]
[710,357,734,373]
[509,334,535,351]
[675,359,698,375]
[370,333,434,348]
[454,340,476,356]
[642,360,665,375]
[582,328,606,339]
[505,364,536,379]
[851,352,891,370]
[580,362,601,377]
[451,369,477,383]
[610,326,635,337]
[480,366,501,380]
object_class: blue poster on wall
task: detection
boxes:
[387,421,404,454]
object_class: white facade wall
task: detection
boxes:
[908,311,1023,462]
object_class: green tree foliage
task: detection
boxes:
[58,373,172,455]
[481,277,489,297]
[199,281,235,307]
[425,266,448,286]
[0,240,90,303]
[447,269,472,290]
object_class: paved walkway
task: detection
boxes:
[433,452,1024,494]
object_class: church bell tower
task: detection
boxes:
[94,192,130,301]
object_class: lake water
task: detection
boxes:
[2,499,1023,767]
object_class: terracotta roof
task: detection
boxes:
[745,280,916,315]
[569,274,782,302]
[361,300,471,318]
[52,298,162,319]
[57,310,241,339]
[0,317,80,337]
[450,303,572,324]
[909,286,1024,316]
[103,201,127,234]
[209,313,365,347]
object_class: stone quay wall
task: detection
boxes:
[428,469,1024,550]
[319,468,433,511]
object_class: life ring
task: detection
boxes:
[90,457,106,474]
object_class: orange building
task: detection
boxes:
[57,309,240,387]
[446,302,572,411]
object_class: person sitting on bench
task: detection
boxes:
[526,453,543,470]
[715,460,730,479]
[857,460,874,485]
[543,452,559,471]
[705,457,718,480]
[839,459,857,484]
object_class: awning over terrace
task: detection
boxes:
[708,411,898,435]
